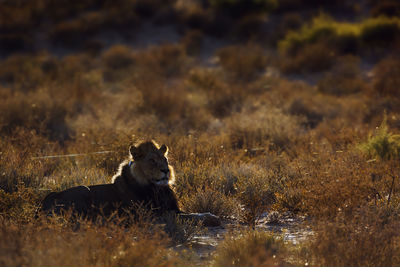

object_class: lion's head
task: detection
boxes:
[128,141,175,186]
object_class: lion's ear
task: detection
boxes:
[129,145,142,160]
[159,144,168,155]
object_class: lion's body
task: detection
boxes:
[40,141,180,219]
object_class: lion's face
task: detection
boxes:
[129,141,174,186]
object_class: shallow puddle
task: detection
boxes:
[178,213,313,265]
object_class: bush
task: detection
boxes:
[236,173,276,227]
[269,12,304,43]
[50,12,106,46]
[216,44,268,81]
[280,42,336,73]
[359,115,400,160]
[279,14,400,57]
[0,91,72,141]
[0,132,62,193]
[0,218,183,267]
[187,67,245,117]
[181,30,204,55]
[136,44,189,78]
[311,204,400,267]
[102,45,135,70]
[0,186,42,222]
[0,53,58,91]
[360,16,400,47]
[233,15,267,41]
[370,0,400,17]
[227,106,302,151]
[288,98,323,128]
[318,56,367,95]
[212,230,287,266]
[283,149,377,218]
[161,213,203,244]
[373,56,400,97]
[279,14,360,56]
[58,53,95,82]
[180,186,240,219]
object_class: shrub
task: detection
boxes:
[373,56,400,97]
[0,135,60,192]
[233,15,267,41]
[0,218,183,267]
[227,106,302,151]
[217,44,268,81]
[181,30,204,55]
[180,186,240,219]
[101,45,135,82]
[0,186,42,222]
[58,53,94,82]
[50,13,105,46]
[136,44,189,78]
[360,16,400,47]
[288,98,323,128]
[280,13,304,33]
[279,14,400,57]
[102,45,135,70]
[269,12,304,43]
[279,14,360,56]
[318,56,366,95]
[0,91,72,141]
[311,204,400,267]
[236,173,276,227]
[359,115,400,160]
[0,53,58,91]
[187,67,245,117]
[280,42,336,73]
[136,82,190,124]
[175,2,211,31]
[212,230,287,266]
[161,213,203,244]
[370,0,400,17]
[284,149,377,218]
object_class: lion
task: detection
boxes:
[39,141,220,226]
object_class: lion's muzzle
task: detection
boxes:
[155,169,170,186]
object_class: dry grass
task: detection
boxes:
[216,44,268,81]
[0,216,184,267]
[1,2,400,265]
[279,42,337,73]
[212,230,287,266]
[278,14,400,73]
[317,56,367,96]
[373,56,400,97]
[311,203,400,267]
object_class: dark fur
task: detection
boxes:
[40,162,180,219]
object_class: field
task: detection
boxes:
[1,0,400,266]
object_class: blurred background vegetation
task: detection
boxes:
[1,0,400,266]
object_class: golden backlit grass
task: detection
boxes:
[1,3,400,265]
[1,43,399,263]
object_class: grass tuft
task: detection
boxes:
[359,115,400,160]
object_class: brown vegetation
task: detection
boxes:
[1,1,400,266]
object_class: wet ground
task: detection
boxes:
[177,212,313,265]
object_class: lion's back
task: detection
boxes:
[41,184,126,216]
[41,186,92,215]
